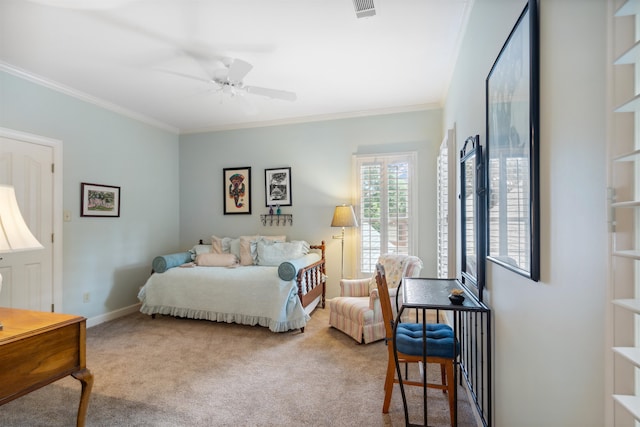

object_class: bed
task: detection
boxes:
[137,239,326,333]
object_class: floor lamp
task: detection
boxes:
[0,185,44,330]
[331,205,358,279]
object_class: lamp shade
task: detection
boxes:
[331,205,358,228]
[0,185,43,253]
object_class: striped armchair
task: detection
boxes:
[328,254,423,344]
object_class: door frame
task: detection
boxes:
[0,127,63,312]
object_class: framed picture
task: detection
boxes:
[485,0,539,281]
[223,167,251,214]
[265,167,292,207]
[81,183,120,217]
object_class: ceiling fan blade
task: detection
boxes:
[227,58,253,83]
[245,86,297,102]
[155,68,213,84]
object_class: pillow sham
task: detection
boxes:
[239,235,260,266]
[229,238,241,258]
[195,253,239,267]
[238,235,287,265]
[257,240,310,266]
[211,235,224,254]
[211,236,236,254]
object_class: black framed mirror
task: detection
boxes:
[460,135,486,301]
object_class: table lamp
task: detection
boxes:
[0,184,44,330]
[331,204,358,278]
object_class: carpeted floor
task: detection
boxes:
[0,307,479,426]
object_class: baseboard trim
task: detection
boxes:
[86,303,141,328]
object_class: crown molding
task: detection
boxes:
[1,62,439,136]
[181,103,441,135]
[0,62,179,134]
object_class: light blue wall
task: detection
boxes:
[179,110,443,297]
[444,0,606,425]
[1,66,442,310]
[0,71,181,318]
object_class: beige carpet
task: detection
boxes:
[0,307,478,426]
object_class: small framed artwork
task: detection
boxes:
[265,167,292,207]
[223,167,251,214]
[81,183,121,217]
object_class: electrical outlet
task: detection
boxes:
[82,292,90,303]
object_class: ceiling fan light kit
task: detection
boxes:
[206,57,296,102]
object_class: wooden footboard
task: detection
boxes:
[297,241,326,310]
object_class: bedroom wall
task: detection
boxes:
[178,109,443,298]
[443,0,606,425]
[0,70,181,320]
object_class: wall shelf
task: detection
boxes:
[612,249,640,260]
[613,298,640,314]
[616,0,640,17]
[615,93,640,113]
[614,347,640,368]
[614,148,640,162]
[611,200,640,208]
[260,214,292,226]
[613,395,640,420]
[609,2,640,423]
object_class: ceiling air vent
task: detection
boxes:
[353,0,376,19]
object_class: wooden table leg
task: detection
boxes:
[72,368,93,427]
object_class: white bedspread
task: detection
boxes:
[137,265,310,332]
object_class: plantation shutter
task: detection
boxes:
[354,152,417,276]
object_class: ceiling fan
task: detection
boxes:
[211,57,297,102]
[163,56,297,104]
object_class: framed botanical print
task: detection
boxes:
[265,167,292,207]
[223,167,251,214]
[81,182,121,217]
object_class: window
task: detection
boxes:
[437,129,457,279]
[353,152,417,275]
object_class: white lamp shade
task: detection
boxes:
[0,185,43,253]
[331,205,358,228]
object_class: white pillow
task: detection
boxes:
[229,238,241,258]
[190,244,212,260]
[257,240,310,266]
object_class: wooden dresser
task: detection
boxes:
[0,307,93,427]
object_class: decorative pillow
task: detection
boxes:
[195,253,238,267]
[257,240,310,266]
[239,235,260,266]
[190,244,213,260]
[229,238,241,258]
[262,235,287,242]
[152,252,193,273]
[211,235,224,254]
[239,235,287,265]
[250,235,287,264]
[277,253,321,281]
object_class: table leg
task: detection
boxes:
[71,368,93,427]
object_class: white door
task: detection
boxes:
[0,136,54,311]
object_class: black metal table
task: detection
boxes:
[394,277,492,427]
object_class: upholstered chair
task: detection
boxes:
[328,254,423,344]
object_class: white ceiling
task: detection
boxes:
[0,0,471,134]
